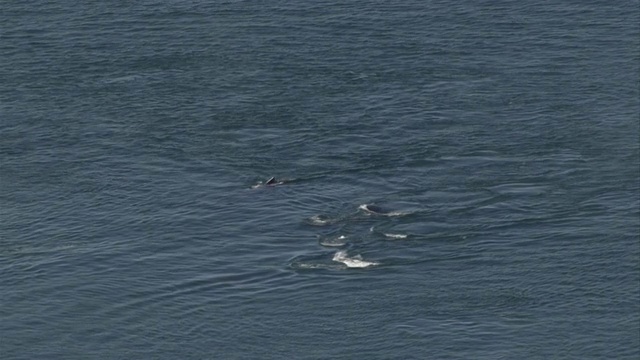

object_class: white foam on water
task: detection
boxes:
[358,204,411,217]
[308,215,333,226]
[332,250,379,268]
[384,210,411,217]
[370,225,408,239]
[384,233,408,239]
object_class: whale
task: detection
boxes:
[251,176,285,189]
[358,204,386,214]
[265,176,277,185]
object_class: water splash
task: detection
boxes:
[332,250,379,268]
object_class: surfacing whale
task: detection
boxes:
[251,176,285,189]
[359,204,386,214]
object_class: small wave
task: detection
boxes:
[290,262,338,270]
[370,226,408,239]
[101,74,144,84]
[332,250,379,268]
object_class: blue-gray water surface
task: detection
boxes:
[1,1,639,359]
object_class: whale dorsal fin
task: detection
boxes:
[266,177,276,185]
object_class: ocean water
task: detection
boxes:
[1,1,639,359]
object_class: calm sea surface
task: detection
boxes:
[1,1,639,359]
